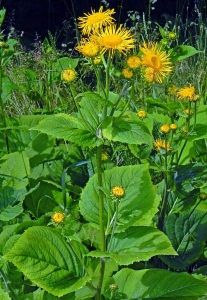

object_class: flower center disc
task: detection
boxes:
[102,34,122,47]
[150,55,161,70]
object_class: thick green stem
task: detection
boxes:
[96,145,106,300]
[0,61,9,153]
[0,268,19,300]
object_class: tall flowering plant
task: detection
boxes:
[1,6,207,300]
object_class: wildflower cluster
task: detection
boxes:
[75,6,174,84]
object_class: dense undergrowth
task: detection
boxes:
[0,1,207,299]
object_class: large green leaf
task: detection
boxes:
[104,268,207,299]
[170,45,201,62]
[159,210,207,270]
[88,226,176,265]
[80,164,159,232]
[0,288,11,300]
[0,151,30,189]
[102,114,153,147]
[0,187,25,221]
[4,226,90,297]
[30,113,101,148]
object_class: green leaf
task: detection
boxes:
[80,165,159,232]
[0,187,24,221]
[88,226,176,265]
[170,45,201,62]
[0,8,6,26]
[30,113,101,148]
[102,114,153,147]
[53,57,79,71]
[105,268,207,299]
[0,151,30,189]
[4,226,90,297]
[146,97,181,112]
[0,288,11,300]
[159,210,207,270]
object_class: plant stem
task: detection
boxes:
[0,268,19,300]
[96,145,106,300]
[0,58,9,153]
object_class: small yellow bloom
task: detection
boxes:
[93,55,102,64]
[182,126,188,133]
[137,110,147,119]
[199,192,207,200]
[76,39,99,57]
[78,6,115,35]
[170,123,177,130]
[0,41,9,48]
[168,32,176,39]
[184,109,193,115]
[176,84,199,101]
[109,284,118,291]
[111,186,125,198]
[144,67,155,83]
[160,124,170,133]
[52,212,65,223]
[122,68,133,79]
[101,153,109,161]
[154,139,170,151]
[126,55,141,69]
[140,42,173,83]
[97,24,135,56]
[61,69,76,82]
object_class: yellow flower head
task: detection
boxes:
[184,108,193,115]
[52,212,65,223]
[93,55,102,64]
[111,186,125,198]
[122,68,133,79]
[176,84,199,101]
[140,42,173,83]
[168,32,176,39]
[101,153,109,161]
[61,68,76,82]
[0,41,9,48]
[126,55,141,69]
[144,67,155,83]
[78,6,115,35]
[76,38,99,57]
[154,139,170,152]
[199,192,207,200]
[170,123,177,130]
[97,25,135,56]
[160,124,170,134]
[137,110,147,119]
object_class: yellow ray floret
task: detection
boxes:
[78,6,115,35]
[97,25,135,56]
[140,42,173,83]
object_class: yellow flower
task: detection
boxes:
[61,69,76,82]
[160,124,170,133]
[76,38,99,57]
[144,67,155,83]
[0,41,9,48]
[101,153,109,161]
[182,126,188,133]
[199,192,207,200]
[78,6,115,35]
[170,123,177,130]
[184,108,193,115]
[140,42,173,83]
[176,84,199,101]
[122,68,133,79]
[168,32,176,39]
[137,110,147,119]
[93,55,102,64]
[126,55,141,69]
[111,186,125,198]
[154,139,170,151]
[52,212,65,223]
[97,25,135,56]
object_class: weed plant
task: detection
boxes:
[0,1,207,300]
